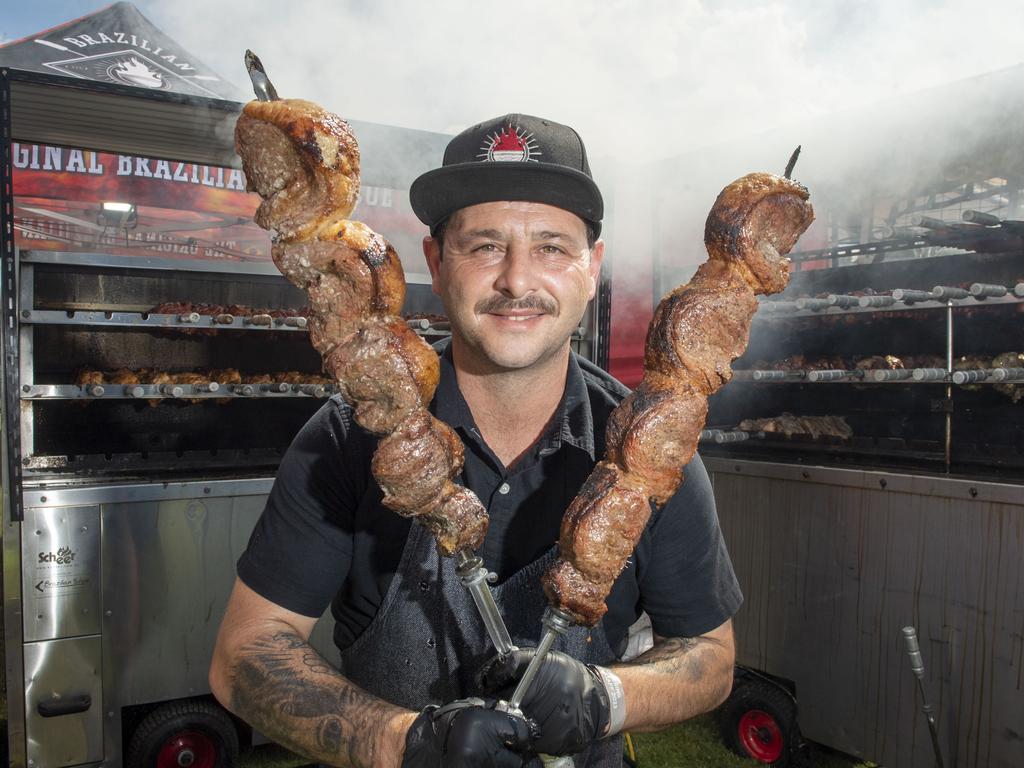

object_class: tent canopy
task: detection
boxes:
[0,2,245,101]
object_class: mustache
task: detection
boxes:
[475,295,557,315]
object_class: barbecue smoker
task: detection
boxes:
[0,70,608,768]
[672,107,1024,765]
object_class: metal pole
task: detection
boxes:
[944,301,953,473]
[902,627,945,768]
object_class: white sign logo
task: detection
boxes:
[478,124,541,163]
[108,56,164,88]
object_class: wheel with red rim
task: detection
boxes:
[127,700,239,768]
[738,709,785,762]
[717,676,801,766]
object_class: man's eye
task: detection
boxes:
[474,243,499,252]
[540,245,566,255]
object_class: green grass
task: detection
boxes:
[237,715,874,767]
[629,715,874,767]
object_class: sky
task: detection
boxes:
[4,1,1024,271]
[5,1,1023,150]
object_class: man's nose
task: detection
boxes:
[493,242,537,297]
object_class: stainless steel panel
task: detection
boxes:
[21,249,280,276]
[22,309,310,332]
[21,505,101,642]
[101,493,265,706]
[704,457,1024,502]
[22,383,335,400]
[710,459,1024,768]
[23,477,274,508]
[24,635,103,767]
[4,520,28,768]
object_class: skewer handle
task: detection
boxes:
[990,367,1024,382]
[891,289,933,304]
[859,295,895,308]
[931,285,968,300]
[825,294,860,308]
[969,283,1007,299]
[454,551,516,657]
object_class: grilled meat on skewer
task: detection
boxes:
[738,413,853,440]
[543,174,814,626]
[855,355,904,371]
[235,98,487,555]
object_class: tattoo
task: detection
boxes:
[612,633,733,731]
[618,634,724,688]
[626,636,714,683]
[228,630,404,767]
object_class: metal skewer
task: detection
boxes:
[505,607,573,712]
[245,50,279,102]
[454,551,516,657]
[783,146,801,179]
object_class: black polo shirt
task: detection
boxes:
[238,342,742,656]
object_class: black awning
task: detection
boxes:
[0,1,245,101]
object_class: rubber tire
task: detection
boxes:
[127,699,239,768]
[717,679,801,766]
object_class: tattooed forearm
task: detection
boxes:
[623,636,718,683]
[610,627,735,733]
[227,631,409,767]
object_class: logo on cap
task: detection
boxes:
[478,124,541,163]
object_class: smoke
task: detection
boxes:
[137,0,1024,284]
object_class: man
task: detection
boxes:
[210,113,741,767]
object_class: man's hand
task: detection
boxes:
[479,649,617,756]
[401,697,533,768]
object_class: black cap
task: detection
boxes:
[410,113,603,238]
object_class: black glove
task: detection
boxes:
[479,649,612,756]
[401,697,533,768]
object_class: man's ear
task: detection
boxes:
[587,240,605,301]
[423,236,443,296]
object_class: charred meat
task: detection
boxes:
[543,173,814,626]
[235,99,487,555]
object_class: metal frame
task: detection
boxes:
[21,477,273,510]
[596,266,612,371]
[20,249,283,276]
[3,71,25,522]
[2,67,28,768]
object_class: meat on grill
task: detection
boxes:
[991,352,1024,402]
[149,302,312,318]
[738,413,853,440]
[235,98,487,555]
[73,368,332,399]
[542,173,814,626]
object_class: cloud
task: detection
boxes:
[147,0,1023,152]
[142,0,1024,280]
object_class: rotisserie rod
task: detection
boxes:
[235,54,514,657]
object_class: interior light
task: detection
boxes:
[98,201,138,230]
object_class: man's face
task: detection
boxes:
[423,201,603,373]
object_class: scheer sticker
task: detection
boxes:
[478,124,541,163]
[34,545,91,596]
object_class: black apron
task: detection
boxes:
[339,521,624,767]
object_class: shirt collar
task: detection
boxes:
[431,339,596,460]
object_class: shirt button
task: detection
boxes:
[498,482,511,495]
